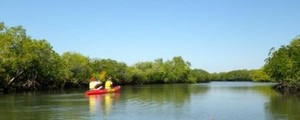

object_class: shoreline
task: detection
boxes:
[272,83,300,94]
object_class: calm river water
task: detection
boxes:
[1,82,300,120]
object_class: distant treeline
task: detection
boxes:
[1,22,299,93]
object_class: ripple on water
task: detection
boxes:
[125,97,159,110]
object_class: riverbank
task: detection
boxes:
[272,83,300,94]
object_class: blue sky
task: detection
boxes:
[1,0,300,72]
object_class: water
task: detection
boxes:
[1,82,300,120]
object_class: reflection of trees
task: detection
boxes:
[266,94,300,120]
[1,91,122,120]
[0,93,55,120]
[122,84,208,106]
[213,82,300,120]
[249,83,300,120]
[214,82,276,98]
[251,85,277,97]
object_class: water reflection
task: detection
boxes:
[266,94,300,120]
[87,93,120,116]
[121,84,209,106]
[2,82,300,120]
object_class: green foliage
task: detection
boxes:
[89,58,128,84]
[127,56,195,84]
[61,52,91,83]
[211,69,252,81]
[189,69,211,83]
[3,22,282,91]
[164,56,191,83]
[250,69,271,82]
[264,36,300,84]
[0,23,67,90]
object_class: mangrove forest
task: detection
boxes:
[264,36,300,93]
[1,22,299,93]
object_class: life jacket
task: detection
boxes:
[105,80,113,89]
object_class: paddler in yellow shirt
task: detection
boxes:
[105,77,113,90]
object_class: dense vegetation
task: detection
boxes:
[0,23,271,92]
[264,36,300,93]
[211,69,270,82]
[0,23,68,91]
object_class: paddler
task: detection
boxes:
[105,76,113,90]
[89,77,102,90]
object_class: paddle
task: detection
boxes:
[96,71,106,89]
[99,71,106,82]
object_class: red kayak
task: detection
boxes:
[85,86,121,95]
